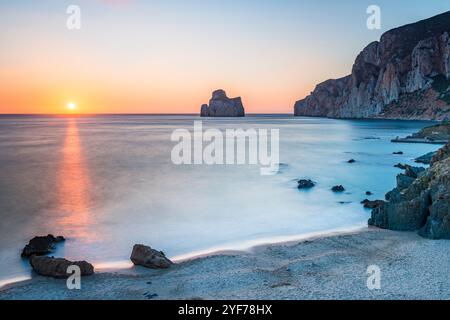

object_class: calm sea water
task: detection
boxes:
[0,115,440,284]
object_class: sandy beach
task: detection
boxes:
[1,227,448,300]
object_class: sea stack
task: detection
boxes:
[200,89,245,117]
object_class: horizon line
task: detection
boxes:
[0,113,294,116]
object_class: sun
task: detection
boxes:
[67,102,77,111]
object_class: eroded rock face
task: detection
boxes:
[130,244,173,269]
[29,255,94,278]
[21,234,65,258]
[295,12,450,120]
[200,90,245,117]
[369,143,450,239]
[361,199,384,209]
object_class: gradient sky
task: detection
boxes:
[1,0,449,114]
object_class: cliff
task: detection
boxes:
[200,89,245,117]
[294,11,450,120]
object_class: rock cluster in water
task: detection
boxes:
[369,142,450,239]
[21,236,174,278]
[21,234,95,278]
[294,12,450,120]
[200,89,245,117]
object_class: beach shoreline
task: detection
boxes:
[1,227,449,300]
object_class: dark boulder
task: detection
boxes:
[297,179,315,189]
[29,255,94,278]
[130,244,173,269]
[394,163,407,169]
[369,142,450,239]
[21,234,65,258]
[361,199,385,209]
[331,185,345,192]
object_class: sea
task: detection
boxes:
[0,114,440,285]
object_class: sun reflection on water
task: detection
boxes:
[56,120,93,241]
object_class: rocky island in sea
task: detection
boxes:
[200,89,245,117]
[294,11,450,120]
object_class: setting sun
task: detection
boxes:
[67,102,77,111]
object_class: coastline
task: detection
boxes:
[0,116,447,300]
[1,227,449,300]
[0,225,368,289]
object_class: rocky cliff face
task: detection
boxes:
[200,89,245,117]
[295,11,450,120]
[369,142,450,239]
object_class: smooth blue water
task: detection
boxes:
[0,115,441,284]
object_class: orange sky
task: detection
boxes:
[1,1,448,114]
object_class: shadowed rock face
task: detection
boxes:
[294,11,450,120]
[369,143,450,239]
[200,89,245,117]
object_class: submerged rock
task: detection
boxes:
[21,234,65,258]
[404,165,426,178]
[297,179,315,189]
[394,163,407,169]
[130,244,173,269]
[369,142,450,239]
[200,89,245,117]
[331,185,345,192]
[361,199,384,209]
[29,255,94,278]
[366,191,373,196]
